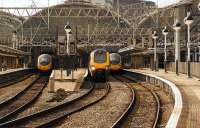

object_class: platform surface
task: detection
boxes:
[51,68,86,92]
[0,68,29,75]
[54,69,85,80]
[128,68,200,128]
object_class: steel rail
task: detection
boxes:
[37,82,110,128]
[123,69,183,128]
[111,76,135,128]
[0,74,39,107]
[147,74,182,128]
[122,75,160,128]
[0,73,34,89]
[0,80,106,127]
[0,76,47,123]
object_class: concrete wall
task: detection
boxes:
[131,55,151,69]
[167,62,200,78]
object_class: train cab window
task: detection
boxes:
[94,50,106,63]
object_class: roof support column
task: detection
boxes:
[174,10,180,62]
[174,5,186,61]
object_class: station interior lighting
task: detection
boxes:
[184,12,194,25]
[152,31,158,39]
[64,24,72,34]
[162,26,169,36]
[198,2,200,11]
[173,20,181,31]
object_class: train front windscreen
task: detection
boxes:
[94,50,107,63]
[39,56,50,66]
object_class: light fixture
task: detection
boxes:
[162,26,169,36]
[64,24,71,34]
[173,20,181,31]
[152,31,158,39]
[184,12,194,25]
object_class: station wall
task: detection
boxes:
[0,55,24,71]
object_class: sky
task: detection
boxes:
[0,0,179,7]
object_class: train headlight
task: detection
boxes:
[91,66,96,71]
[105,66,110,70]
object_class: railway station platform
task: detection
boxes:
[128,68,200,128]
[49,68,87,92]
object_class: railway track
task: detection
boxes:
[111,76,136,128]
[58,77,133,128]
[0,80,110,128]
[112,75,160,128]
[0,74,39,107]
[0,73,34,89]
[0,76,48,123]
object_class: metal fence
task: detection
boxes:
[167,62,200,78]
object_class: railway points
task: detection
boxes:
[1,0,200,127]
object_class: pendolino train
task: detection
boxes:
[37,54,52,72]
[110,53,122,73]
[89,49,110,81]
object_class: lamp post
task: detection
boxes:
[173,20,181,75]
[152,31,158,72]
[162,26,169,73]
[184,12,193,78]
[64,24,72,55]
[64,24,72,80]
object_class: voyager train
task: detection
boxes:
[37,54,53,72]
[110,53,122,73]
[89,49,110,81]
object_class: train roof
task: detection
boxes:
[110,53,120,55]
[38,54,51,58]
[90,49,108,54]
